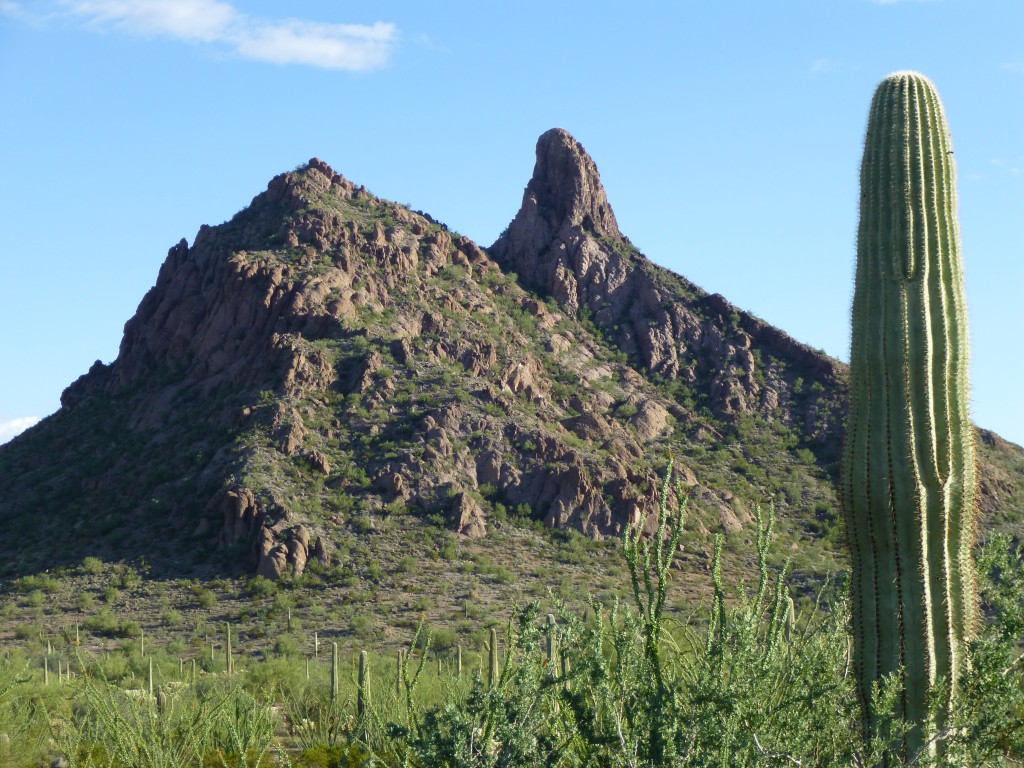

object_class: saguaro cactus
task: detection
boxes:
[331,642,339,702]
[225,623,233,675]
[488,628,499,688]
[357,650,370,717]
[842,71,977,762]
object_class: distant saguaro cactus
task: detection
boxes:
[842,70,977,762]
[357,650,370,717]
[545,614,557,670]
[225,623,233,675]
[331,642,339,702]
[488,628,499,688]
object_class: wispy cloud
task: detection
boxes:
[1003,62,1024,76]
[990,157,1023,177]
[869,0,939,4]
[0,416,40,444]
[9,1,398,70]
[810,58,837,74]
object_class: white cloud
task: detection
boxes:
[810,58,836,74]
[66,0,236,42]
[57,0,397,70]
[0,416,40,444]
[990,157,1023,176]
[234,19,396,70]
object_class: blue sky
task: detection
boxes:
[1,0,1022,447]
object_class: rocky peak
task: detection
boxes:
[492,129,847,454]
[491,130,625,293]
[528,128,620,238]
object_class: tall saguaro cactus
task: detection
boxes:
[842,71,977,762]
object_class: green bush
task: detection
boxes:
[246,575,277,599]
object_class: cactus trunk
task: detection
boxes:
[546,614,557,670]
[357,650,369,717]
[225,622,233,675]
[331,642,339,702]
[842,70,977,762]
[488,628,498,688]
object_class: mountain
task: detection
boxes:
[1,130,1022,586]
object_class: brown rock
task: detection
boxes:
[452,492,487,539]
[717,504,743,534]
[308,450,331,475]
[257,543,289,579]
[562,411,612,441]
[630,398,671,442]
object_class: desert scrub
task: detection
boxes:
[52,668,276,768]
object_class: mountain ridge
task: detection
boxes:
[1,131,1021,586]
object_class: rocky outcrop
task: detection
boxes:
[490,129,846,454]
[451,492,487,539]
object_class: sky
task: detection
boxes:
[0,0,1022,448]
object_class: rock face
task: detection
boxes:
[491,129,846,455]
[1,138,1020,581]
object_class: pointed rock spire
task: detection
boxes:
[527,128,620,237]
[490,129,629,311]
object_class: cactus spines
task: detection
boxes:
[357,650,370,717]
[843,70,977,761]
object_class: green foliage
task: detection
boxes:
[246,576,277,600]
[51,670,276,768]
[1,471,1023,765]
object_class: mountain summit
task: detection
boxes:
[500,127,621,247]
[493,129,846,440]
[1,133,1021,583]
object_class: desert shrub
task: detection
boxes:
[160,609,184,629]
[74,592,96,612]
[82,609,120,636]
[246,576,277,600]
